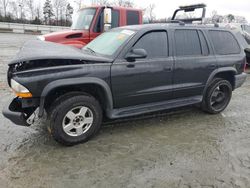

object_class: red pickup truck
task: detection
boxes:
[38,6,143,48]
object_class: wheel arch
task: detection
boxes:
[203,67,237,96]
[38,77,113,117]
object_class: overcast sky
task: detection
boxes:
[35,0,250,22]
[135,0,250,22]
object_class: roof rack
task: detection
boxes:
[171,4,206,24]
[166,20,185,26]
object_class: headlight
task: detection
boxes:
[11,79,32,98]
[37,35,45,41]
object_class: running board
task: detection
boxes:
[108,96,202,119]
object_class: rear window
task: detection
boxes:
[126,11,139,25]
[175,29,202,56]
[209,30,240,55]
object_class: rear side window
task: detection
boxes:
[175,30,202,56]
[127,11,139,25]
[209,30,240,55]
[112,10,119,28]
[133,31,168,58]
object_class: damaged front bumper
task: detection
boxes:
[2,98,39,126]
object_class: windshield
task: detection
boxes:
[71,8,96,30]
[83,29,135,56]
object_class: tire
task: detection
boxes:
[202,78,232,114]
[48,94,102,146]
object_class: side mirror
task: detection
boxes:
[104,8,112,32]
[125,49,147,61]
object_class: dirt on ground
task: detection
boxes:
[0,33,250,188]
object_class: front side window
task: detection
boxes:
[83,29,135,56]
[209,30,240,55]
[133,31,168,58]
[71,8,96,30]
[175,29,202,56]
[94,9,104,33]
[127,11,139,25]
[94,9,120,33]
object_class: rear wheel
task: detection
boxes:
[202,78,232,114]
[49,94,102,146]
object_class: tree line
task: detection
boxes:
[0,0,74,26]
[0,0,134,26]
[0,0,247,27]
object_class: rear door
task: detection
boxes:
[111,30,174,108]
[173,29,217,99]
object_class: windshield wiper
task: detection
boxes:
[86,47,96,54]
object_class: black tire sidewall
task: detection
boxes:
[50,95,102,145]
[204,79,232,114]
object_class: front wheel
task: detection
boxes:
[49,94,102,146]
[202,78,232,114]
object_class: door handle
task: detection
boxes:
[127,63,135,68]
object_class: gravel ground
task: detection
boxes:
[0,33,250,188]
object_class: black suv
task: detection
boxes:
[3,24,248,145]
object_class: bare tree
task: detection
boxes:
[0,0,9,17]
[65,3,73,25]
[34,3,42,22]
[114,0,133,7]
[147,3,155,22]
[26,0,34,20]
[53,0,67,25]
[17,0,25,20]
[91,0,109,5]
[74,0,83,10]
[234,16,247,24]
[9,1,18,18]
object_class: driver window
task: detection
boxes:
[133,31,168,59]
[94,10,104,33]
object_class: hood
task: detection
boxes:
[10,40,112,65]
[42,29,86,42]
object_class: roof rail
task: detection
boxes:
[166,20,185,26]
[171,4,206,24]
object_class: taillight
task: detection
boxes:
[244,59,247,72]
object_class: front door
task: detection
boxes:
[111,31,174,108]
